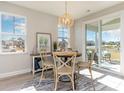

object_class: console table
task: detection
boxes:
[30,53,51,76]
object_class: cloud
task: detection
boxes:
[102,29,120,42]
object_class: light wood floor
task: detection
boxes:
[0,72,33,91]
[0,69,124,91]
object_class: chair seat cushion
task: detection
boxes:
[57,67,72,75]
[78,61,90,68]
[44,61,54,67]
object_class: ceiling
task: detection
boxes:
[87,17,120,31]
[10,1,122,20]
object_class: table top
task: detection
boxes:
[30,51,82,57]
[53,52,82,57]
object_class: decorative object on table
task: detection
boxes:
[58,1,74,28]
[53,41,58,51]
[36,33,52,53]
[58,39,68,51]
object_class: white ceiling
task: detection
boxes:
[10,1,122,20]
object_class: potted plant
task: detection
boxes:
[53,41,57,51]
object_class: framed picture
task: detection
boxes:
[36,32,52,53]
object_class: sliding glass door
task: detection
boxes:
[100,17,120,72]
[86,21,99,64]
[86,17,120,72]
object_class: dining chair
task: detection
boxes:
[77,50,95,91]
[39,49,55,84]
[53,52,77,91]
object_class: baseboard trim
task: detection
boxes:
[0,68,31,79]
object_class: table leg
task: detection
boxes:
[74,73,76,90]
[32,56,35,77]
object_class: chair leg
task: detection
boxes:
[78,66,80,75]
[74,73,77,90]
[89,67,95,91]
[38,68,45,86]
[72,81,75,91]
[53,69,56,89]
[54,74,58,91]
[44,67,47,78]
[71,75,75,91]
[77,66,80,79]
[53,69,56,81]
[40,68,45,80]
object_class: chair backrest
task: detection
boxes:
[88,50,95,66]
[53,52,77,74]
[40,48,48,66]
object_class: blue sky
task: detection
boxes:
[87,29,120,42]
[1,15,25,40]
[2,15,13,33]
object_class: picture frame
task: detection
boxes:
[36,32,52,53]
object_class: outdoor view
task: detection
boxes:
[86,18,120,72]
[101,18,120,63]
[0,14,26,53]
[101,29,120,62]
[58,27,70,49]
[86,21,98,64]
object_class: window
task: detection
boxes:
[0,13,26,54]
[58,26,70,47]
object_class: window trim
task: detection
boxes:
[0,12,27,55]
[57,26,70,48]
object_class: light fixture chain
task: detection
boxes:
[65,1,67,14]
[58,1,73,27]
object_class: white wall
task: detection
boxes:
[0,2,58,78]
[74,20,85,61]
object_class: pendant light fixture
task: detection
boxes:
[58,1,74,28]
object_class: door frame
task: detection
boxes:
[83,10,123,74]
